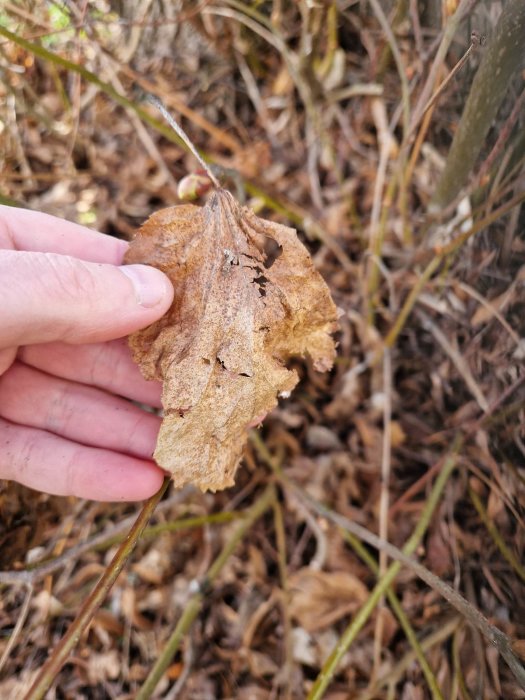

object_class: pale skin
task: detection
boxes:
[0,205,174,501]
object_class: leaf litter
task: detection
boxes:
[125,188,339,491]
[1,3,525,699]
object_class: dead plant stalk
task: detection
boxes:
[23,478,170,700]
[299,450,525,695]
[136,484,276,699]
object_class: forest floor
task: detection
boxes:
[0,2,524,699]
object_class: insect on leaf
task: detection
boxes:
[125,189,339,491]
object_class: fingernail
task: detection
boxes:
[119,264,168,308]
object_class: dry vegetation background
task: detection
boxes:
[1,1,525,699]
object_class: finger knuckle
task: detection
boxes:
[43,253,98,300]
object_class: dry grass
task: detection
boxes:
[1,2,524,699]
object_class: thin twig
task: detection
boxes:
[136,485,275,700]
[372,348,393,679]
[145,95,220,188]
[359,617,460,700]
[345,531,445,700]
[367,0,411,253]
[407,32,483,144]
[367,99,396,318]
[213,0,338,204]
[297,466,525,694]
[23,478,170,700]
[0,489,193,586]
[250,430,329,571]
[469,487,525,584]
[102,60,178,191]
[410,0,479,134]
[457,281,521,346]
[475,85,525,190]
[304,443,461,699]
[367,0,410,141]
[0,583,33,675]
[416,309,489,412]
[409,0,423,56]
[373,188,525,368]
[163,631,195,700]
[272,497,293,700]
[402,31,483,199]
[390,372,525,517]
[438,189,525,257]
[301,476,525,700]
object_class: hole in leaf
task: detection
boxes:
[253,274,268,297]
[263,239,283,269]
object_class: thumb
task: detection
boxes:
[0,250,174,347]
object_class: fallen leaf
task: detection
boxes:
[0,670,39,699]
[125,189,338,491]
[246,649,279,678]
[86,649,120,684]
[288,568,368,632]
[132,547,171,584]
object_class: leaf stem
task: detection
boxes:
[0,25,185,148]
[145,95,220,189]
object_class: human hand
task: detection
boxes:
[0,205,174,501]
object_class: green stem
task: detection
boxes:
[23,478,170,700]
[432,0,525,209]
[306,445,459,699]
[136,484,275,699]
[358,616,460,700]
[373,185,525,366]
[103,510,240,548]
[377,254,441,359]
[367,0,410,141]
[0,25,185,145]
[344,531,444,700]
[469,487,525,584]
[0,23,352,269]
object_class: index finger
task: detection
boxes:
[0,205,129,264]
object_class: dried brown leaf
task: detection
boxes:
[86,650,120,684]
[125,189,338,491]
[288,568,368,632]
